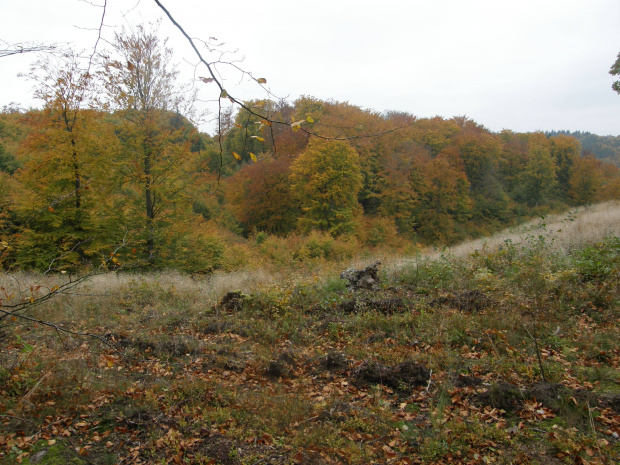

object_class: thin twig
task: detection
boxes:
[152,0,415,143]
[426,369,433,392]
[525,326,547,383]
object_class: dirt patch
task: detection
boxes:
[353,360,430,391]
[472,381,525,412]
[454,374,484,388]
[193,433,288,465]
[103,333,199,357]
[196,434,239,464]
[315,401,352,423]
[266,351,296,378]
[526,383,568,409]
[320,351,349,371]
[597,393,620,413]
[202,320,234,334]
[429,290,494,312]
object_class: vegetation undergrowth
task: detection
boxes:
[1,204,619,464]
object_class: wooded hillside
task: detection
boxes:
[1,27,619,274]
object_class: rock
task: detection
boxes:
[30,449,49,464]
[340,260,382,291]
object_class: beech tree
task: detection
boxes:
[550,134,581,197]
[290,139,363,236]
[520,133,558,207]
[568,155,601,205]
[99,24,199,263]
[11,52,112,270]
[228,156,299,236]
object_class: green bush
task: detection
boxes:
[573,236,620,282]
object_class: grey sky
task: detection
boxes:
[1,0,619,135]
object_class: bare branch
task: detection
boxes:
[152,0,414,143]
[0,40,60,58]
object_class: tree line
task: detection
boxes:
[0,25,619,273]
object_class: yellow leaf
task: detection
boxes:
[250,152,257,163]
[306,116,315,123]
[257,78,267,84]
[251,136,265,142]
[232,152,241,160]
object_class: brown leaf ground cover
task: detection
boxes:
[1,210,619,464]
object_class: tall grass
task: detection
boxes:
[1,201,617,307]
[386,201,620,277]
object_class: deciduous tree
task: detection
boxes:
[99,23,199,263]
[610,51,620,94]
[289,139,363,236]
[520,133,558,207]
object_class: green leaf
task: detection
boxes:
[257,78,267,84]
[21,343,34,354]
[220,89,228,98]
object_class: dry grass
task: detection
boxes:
[2,202,618,309]
[1,203,619,464]
[386,201,620,276]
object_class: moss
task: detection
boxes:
[19,440,87,465]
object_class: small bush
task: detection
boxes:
[573,236,620,282]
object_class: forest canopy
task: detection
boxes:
[1,26,619,274]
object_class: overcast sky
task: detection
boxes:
[1,0,619,136]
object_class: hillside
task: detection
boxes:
[3,101,620,278]
[1,202,619,464]
[547,130,620,167]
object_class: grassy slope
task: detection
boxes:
[0,202,619,464]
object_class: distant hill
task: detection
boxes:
[546,130,620,167]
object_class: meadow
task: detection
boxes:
[0,202,619,464]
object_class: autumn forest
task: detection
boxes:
[2,11,620,465]
[1,25,619,275]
